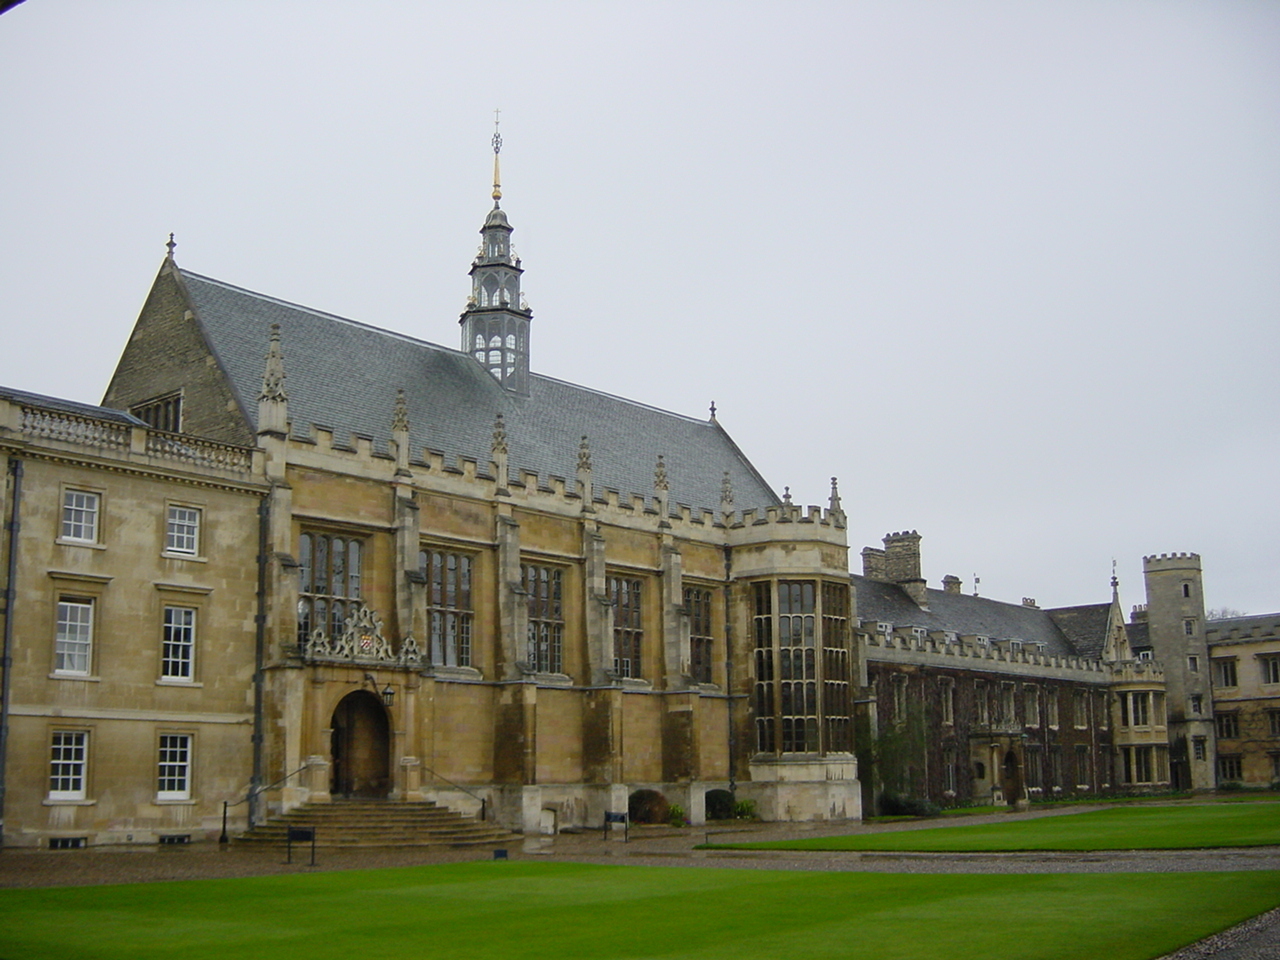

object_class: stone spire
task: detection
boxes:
[654,454,669,524]
[828,476,843,518]
[460,117,532,395]
[392,388,411,476]
[720,471,734,512]
[491,412,509,494]
[577,435,594,510]
[257,324,289,438]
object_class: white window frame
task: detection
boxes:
[161,606,196,681]
[1260,656,1280,686]
[165,505,201,556]
[60,490,100,544]
[55,598,93,675]
[1213,658,1238,688]
[157,734,192,801]
[49,731,87,801]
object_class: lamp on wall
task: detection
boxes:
[362,672,394,708]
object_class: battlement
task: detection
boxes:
[285,420,845,543]
[860,623,1109,681]
[1143,552,1201,570]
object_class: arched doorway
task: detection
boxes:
[1001,749,1022,807]
[330,690,390,799]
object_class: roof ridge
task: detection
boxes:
[182,269,739,433]
[180,270,468,358]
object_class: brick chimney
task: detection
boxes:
[861,547,887,581]
[884,530,927,607]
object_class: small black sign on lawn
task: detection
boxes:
[286,826,317,866]
[603,811,628,842]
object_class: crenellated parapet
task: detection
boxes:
[280,415,845,549]
[1143,552,1201,571]
[1109,659,1166,686]
[860,625,1111,683]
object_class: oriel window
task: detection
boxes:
[421,549,473,667]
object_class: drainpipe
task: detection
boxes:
[249,493,269,829]
[0,458,24,847]
[722,545,735,800]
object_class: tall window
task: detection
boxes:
[609,577,643,678]
[1261,657,1280,685]
[421,549,473,667]
[1213,658,1238,688]
[1046,691,1060,728]
[999,683,1016,725]
[753,583,775,752]
[974,682,990,725]
[523,564,563,674]
[1215,712,1239,739]
[157,734,191,800]
[161,606,195,680]
[1025,745,1043,791]
[1130,691,1150,727]
[297,533,363,644]
[821,582,852,751]
[60,490,99,543]
[55,599,93,675]
[684,586,714,684]
[940,679,955,725]
[1075,745,1091,787]
[1270,711,1280,737]
[1074,690,1090,728]
[49,731,87,800]
[943,746,957,793]
[1024,686,1040,727]
[165,506,200,555]
[779,581,817,752]
[1217,755,1242,782]
[1123,745,1154,784]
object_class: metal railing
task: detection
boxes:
[220,763,312,843]
[420,764,489,822]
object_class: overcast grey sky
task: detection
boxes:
[2,1,1276,616]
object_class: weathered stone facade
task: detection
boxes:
[1205,614,1280,787]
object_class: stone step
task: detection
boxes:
[234,799,520,849]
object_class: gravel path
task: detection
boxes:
[2,807,1277,959]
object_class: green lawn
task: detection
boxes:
[713,802,1280,852]
[0,863,1278,960]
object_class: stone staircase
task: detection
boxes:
[234,799,520,849]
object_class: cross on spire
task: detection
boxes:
[491,108,503,202]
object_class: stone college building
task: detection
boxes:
[1,142,1269,848]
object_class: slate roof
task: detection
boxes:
[177,269,779,514]
[1,386,145,426]
[1046,603,1114,660]
[1205,613,1280,644]
[1124,618,1152,655]
[851,575,1093,658]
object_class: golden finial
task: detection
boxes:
[491,108,502,203]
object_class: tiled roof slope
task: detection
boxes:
[1046,603,1113,659]
[178,270,779,514]
[1205,613,1280,643]
[1125,619,1152,655]
[1,386,145,426]
[852,575,1091,658]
